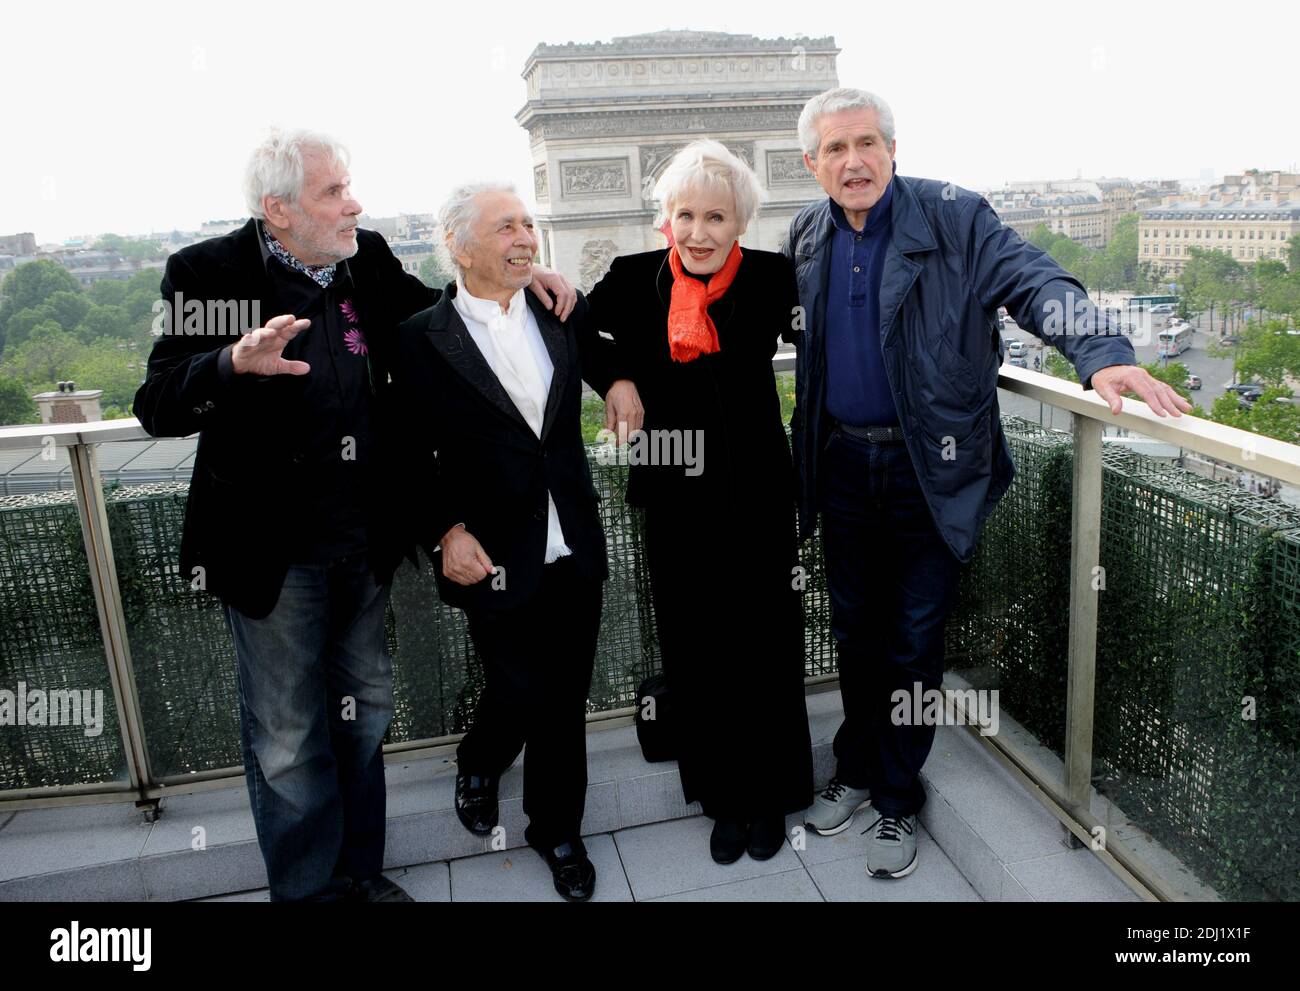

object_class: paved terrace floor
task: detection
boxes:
[0,692,1141,903]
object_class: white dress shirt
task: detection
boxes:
[452,277,572,564]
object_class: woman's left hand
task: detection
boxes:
[605,379,644,441]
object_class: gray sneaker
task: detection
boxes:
[804,778,871,836]
[863,812,919,878]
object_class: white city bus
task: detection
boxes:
[1157,323,1194,357]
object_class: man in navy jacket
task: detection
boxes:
[785,88,1190,878]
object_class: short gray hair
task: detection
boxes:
[651,139,765,232]
[243,128,350,220]
[436,181,520,276]
[798,88,896,159]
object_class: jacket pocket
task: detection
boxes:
[931,329,983,408]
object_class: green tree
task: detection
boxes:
[1211,386,1300,443]
[418,254,453,290]
[1219,319,1300,387]
[74,304,133,343]
[0,260,81,356]
[43,290,92,332]
[3,307,52,350]
[1048,237,1086,274]
[1181,246,1245,335]
[1257,258,1300,326]
[125,267,164,296]
[1089,213,1144,293]
[88,280,129,307]
[124,288,160,324]
[1028,224,1057,252]
[0,322,82,384]
[1044,348,1080,382]
[64,340,146,412]
[0,377,37,426]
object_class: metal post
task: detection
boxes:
[68,441,155,808]
[1064,414,1103,814]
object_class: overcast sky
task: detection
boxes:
[5,0,1296,244]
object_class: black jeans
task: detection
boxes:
[457,556,602,850]
[820,428,962,817]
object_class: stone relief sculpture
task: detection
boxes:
[767,150,812,186]
[561,161,628,197]
[578,239,620,292]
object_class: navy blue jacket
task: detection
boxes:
[781,174,1136,561]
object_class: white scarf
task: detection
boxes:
[453,277,571,563]
[453,278,548,438]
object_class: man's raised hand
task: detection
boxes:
[230,314,312,376]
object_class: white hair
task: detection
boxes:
[436,181,522,276]
[798,88,896,159]
[243,128,350,220]
[651,140,765,232]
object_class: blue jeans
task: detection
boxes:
[820,428,963,817]
[224,554,394,901]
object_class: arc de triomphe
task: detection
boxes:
[516,30,840,290]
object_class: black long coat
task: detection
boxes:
[132,220,434,618]
[580,247,814,819]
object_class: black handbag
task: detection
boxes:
[634,673,676,763]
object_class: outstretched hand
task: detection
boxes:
[230,314,312,376]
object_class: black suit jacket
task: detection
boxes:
[391,284,624,612]
[132,219,436,618]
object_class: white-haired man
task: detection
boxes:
[785,89,1191,878]
[133,130,578,902]
[389,182,641,901]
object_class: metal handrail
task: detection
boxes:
[3,366,1299,900]
[5,363,1298,479]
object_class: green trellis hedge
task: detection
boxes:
[1,418,1296,900]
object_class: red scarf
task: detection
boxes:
[667,241,743,363]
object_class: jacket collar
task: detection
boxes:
[829,161,895,237]
[425,283,570,442]
[813,168,936,256]
[887,171,938,254]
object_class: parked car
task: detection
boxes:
[1219,335,1241,346]
[1226,382,1264,398]
[1007,340,1028,358]
[1009,354,1028,368]
[1151,303,1176,315]
[1185,374,1202,390]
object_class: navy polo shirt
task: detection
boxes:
[824,169,899,427]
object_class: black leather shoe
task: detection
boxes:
[710,818,748,865]
[346,875,415,902]
[747,815,786,861]
[534,840,596,902]
[455,770,499,836]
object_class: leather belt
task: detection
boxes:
[836,422,906,444]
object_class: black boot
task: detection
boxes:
[710,818,748,864]
[747,815,787,861]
